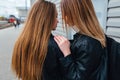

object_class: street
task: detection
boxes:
[0,25,23,80]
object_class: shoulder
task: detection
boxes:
[75,34,101,47]
[72,34,104,54]
[48,34,57,50]
[48,34,63,57]
[48,34,58,48]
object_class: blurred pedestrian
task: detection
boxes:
[9,17,16,27]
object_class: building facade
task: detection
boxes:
[31,0,120,42]
[0,0,18,17]
[106,0,120,42]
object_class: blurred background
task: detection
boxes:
[0,0,30,20]
[0,0,30,28]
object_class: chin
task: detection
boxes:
[52,28,56,30]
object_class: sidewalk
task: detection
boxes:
[0,23,13,29]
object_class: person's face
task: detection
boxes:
[52,10,59,30]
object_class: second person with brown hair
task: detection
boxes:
[54,0,108,80]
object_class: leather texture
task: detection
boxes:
[43,34,64,80]
[59,33,108,80]
[106,36,120,80]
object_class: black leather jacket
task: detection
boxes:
[59,33,108,80]
[42,34,64,80]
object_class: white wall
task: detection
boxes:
[92,0,108,31]
[71,0,108,38]
[106,0,120,42]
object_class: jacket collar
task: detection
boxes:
[73,33,81,39]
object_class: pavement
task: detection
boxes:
[0,20,24,30]
[0,24,23,80]
[0,23,13,29]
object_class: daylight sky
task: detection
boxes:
[0,0,30,8]
[15,0,30,7]
[0,0,30,17]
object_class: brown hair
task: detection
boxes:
[61,0,106,47]
[11,0,56,80]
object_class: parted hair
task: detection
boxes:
[61,0,106,47]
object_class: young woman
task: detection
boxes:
[11,0,64,80]
[54,0,108,80]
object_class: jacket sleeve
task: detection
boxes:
[59,40,103,80]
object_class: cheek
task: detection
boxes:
[55,18,58,25]
[52,19,58,29]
